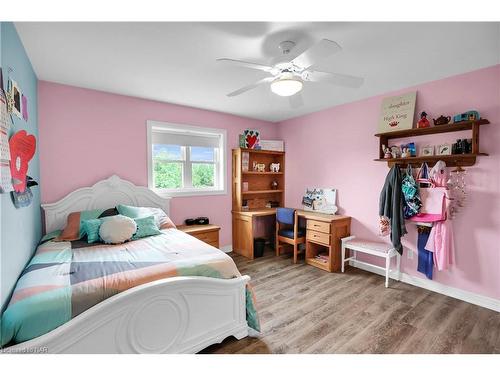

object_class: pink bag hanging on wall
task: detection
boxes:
[409,187,447,222]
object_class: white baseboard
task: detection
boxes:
[220,245,232,253]
[349,260,500,313]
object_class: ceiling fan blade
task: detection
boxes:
[306,70,364,88]
[291,39,342,70]
[289,92,304,109]
[216,58,274,73]
[227,77,274,97]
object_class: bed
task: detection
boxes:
[1,175,255,354]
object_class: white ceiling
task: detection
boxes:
[15,22,500,122]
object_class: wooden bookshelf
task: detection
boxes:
[232,148,285,259]
[375,119,490,167]
[232,148,285,211]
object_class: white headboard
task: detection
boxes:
[41,175,171,234]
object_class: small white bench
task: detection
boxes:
[341,236,401,288]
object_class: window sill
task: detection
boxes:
[151,188,227,198]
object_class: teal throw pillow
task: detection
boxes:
[82,218,103,243]
[116,204,142,218]
[132,215,161,240]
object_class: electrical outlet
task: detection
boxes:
[407,249,413,260]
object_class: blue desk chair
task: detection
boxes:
[275,207,305,263]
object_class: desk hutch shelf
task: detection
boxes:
[374,119,490,167]
[232,148,285,211]
[232,148,285,259]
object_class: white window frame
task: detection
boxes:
[147,120,227,197]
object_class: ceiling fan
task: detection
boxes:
[217,39,364,106]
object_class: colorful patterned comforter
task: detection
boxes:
[0,229,259,346]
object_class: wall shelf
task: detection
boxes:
[375,119,490,167]
[374,119,490,139]
[374,153,488,168]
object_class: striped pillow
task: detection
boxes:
[55,207,118,241]
[82,219,103,243]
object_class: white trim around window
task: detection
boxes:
[147,121,227,197]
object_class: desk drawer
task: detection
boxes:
[192,231,219,244]
[307,230,330,246]
[307,220,331,234]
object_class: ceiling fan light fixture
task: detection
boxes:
[270,78,303,97]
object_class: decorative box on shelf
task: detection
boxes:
[259,140,284,152]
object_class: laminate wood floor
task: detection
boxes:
[201,249,500,354]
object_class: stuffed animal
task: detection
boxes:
[253,162,266,172]
[270,163,280,172]
[382,145,392,159]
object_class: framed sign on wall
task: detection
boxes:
[378,91,417,133]
[302,188,338,214]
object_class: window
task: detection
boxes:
[147,121,227,197]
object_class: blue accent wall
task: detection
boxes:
[0,22,41,309]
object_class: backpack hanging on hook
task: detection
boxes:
[402,164,421,219]
[410,162,447,223]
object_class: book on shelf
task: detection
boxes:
[242,152,249,172]
[314,253,329,263]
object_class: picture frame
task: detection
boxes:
[302,188,338,214]
[420,145,435,156]
[243,129,260,149]
[9,79,23,119]
[390,145,401,158]
[437,143,452,156]
[377,91,417,133]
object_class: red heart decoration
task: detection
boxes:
[246,134,257,149]
[9,130,36,192]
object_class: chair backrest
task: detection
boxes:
[277,207,295,225]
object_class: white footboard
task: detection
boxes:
[4,276,250,354]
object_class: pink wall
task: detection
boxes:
[39,66,499,300]
[38,82,279,247]
[277,65,500,300]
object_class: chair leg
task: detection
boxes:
[385,255,390,288]
[275,223,280,257]
[293,243,298,264]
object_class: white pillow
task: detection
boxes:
[99,215,137,244]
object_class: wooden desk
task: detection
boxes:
[231,208,351,267]
[296,210,351,272]
[231,208,276,259]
